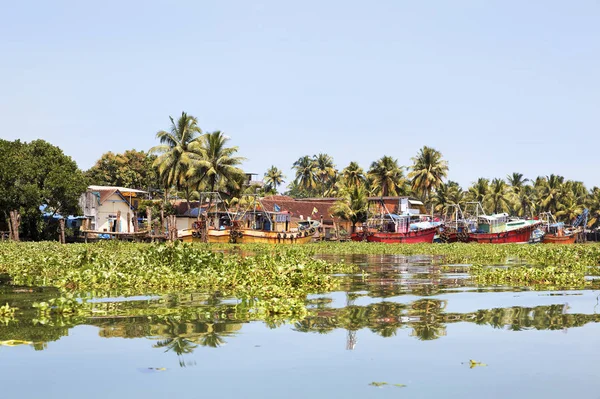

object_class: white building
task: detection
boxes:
[79,186,147,232]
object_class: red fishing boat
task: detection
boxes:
[353,197,441,244]
[366,226,438,243]
[538,212,581,244]
[467,213,541,244]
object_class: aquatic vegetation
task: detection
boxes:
[469,360,487,368]
[0,302,17,317]
[368,381,406,388]
[0,241,356,318]
[210,242,600,286]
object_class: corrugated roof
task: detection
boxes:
[88,185,148,194]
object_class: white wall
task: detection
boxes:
[95,193,135,233]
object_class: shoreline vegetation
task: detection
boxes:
[2,113,600,243]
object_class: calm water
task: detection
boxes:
[2,254,600,399]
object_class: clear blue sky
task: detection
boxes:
[1,1,598,189]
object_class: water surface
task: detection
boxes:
[2,254,600,398]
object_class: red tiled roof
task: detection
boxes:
[261,196,338,222]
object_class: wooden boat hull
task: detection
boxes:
[365,227,438,244]
[350,233,366,242]
[179,229,232,244]
[468,223,540,244]
[543,234,577,244]
[238,230,313,244]
[438,228,469,243]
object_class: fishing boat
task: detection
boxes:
[438,204,470,243]
[464,203,540,244]
[179,194,317,244]
[538,212,581,244]
[231,209,315,245]
[352,197,441,244]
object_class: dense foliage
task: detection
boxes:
[0,139,86,240]
[85,149,159,190]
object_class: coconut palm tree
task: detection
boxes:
[314,153,336,195]
[537,174,565,214]
[486,178,510,214]
[151,112,202,210]
[586,187,600,228]
[507,172,529,195]
[408,146,449,201]
[556,192,583,223]
[331,183,368,233]
[513,185,537,217]
[467,178,489,204]
[342,161,366,188]
[367,156,407,197]
[188,131,245,195]
[447,181,465,208]
[263,166,285,194]
[292,155,318,195]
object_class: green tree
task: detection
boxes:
[367,156,407,197]
[187,131,245,196]
[0,139,86,240]
[151,112,202,209]
[408,146,449,201]
[292,155,318,196]
[263,166,286,194]
[85,149,159,190]
[506,172,529,195]
[537,174,565,214]
[331,183,368,232]
[341,161,366,188]
[486,178,510,214]
[467,178,489,205]
[313,153,337,196]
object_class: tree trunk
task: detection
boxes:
[146,207,152,234]
[167,215,178,241]
[6,212,12,241]
[160,203,165,236]
[59,218,66,244]
[9,210,20,241]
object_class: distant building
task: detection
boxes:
[243,173,263,187]
[79,185,147,232]
[260,195,351,238]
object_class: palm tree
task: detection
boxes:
[513,185,537,217]
[367,156,407,197]
[586,187,600,227]
[447,181,465,208]
[342,162,366,188]
[263,166,285,193]
[151,112,202,211]
[408,146,449,201]
[556,192,583,223]
[188,131,245,195]
[537,174,565,214]
[486,178,510,214]
[331,184,368,233]
[292,155,318,195]
[507,172,529,195]
[467,178,489,204]
[314,153,336,196]
[432,183,450,214]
